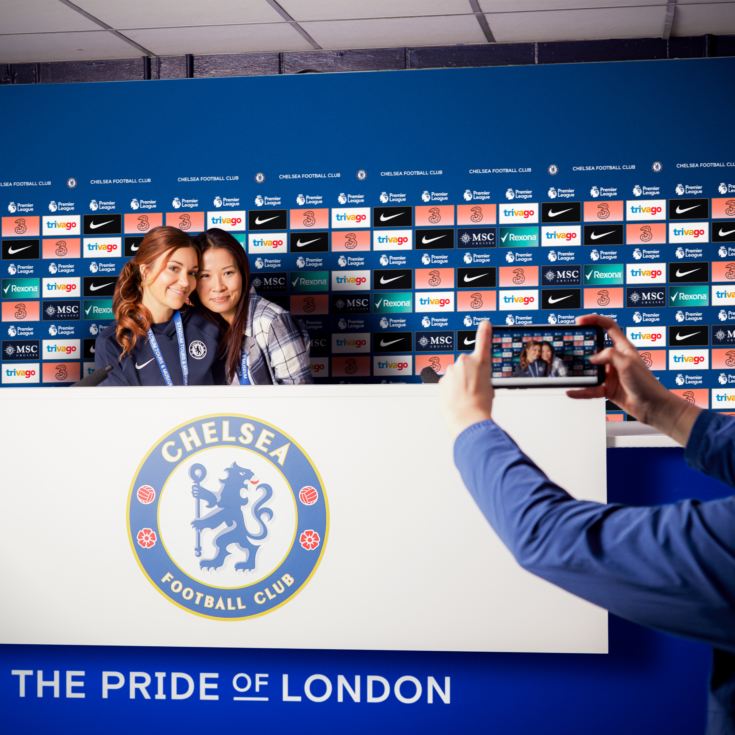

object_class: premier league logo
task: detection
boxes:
[128,415,328,619]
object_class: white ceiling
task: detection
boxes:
[0,0,733,64]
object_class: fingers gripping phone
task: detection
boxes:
[491,325,605,388]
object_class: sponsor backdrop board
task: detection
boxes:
[1,59,735,417]
[0,386,606,652]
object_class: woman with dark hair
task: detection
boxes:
[94,226,223,385]
[540,340,568,377]
[192,228,312,385]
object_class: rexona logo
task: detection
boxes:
[331,270,370,291]
[626,264,666,284]
[498,227,539,248]
[625,200,666,221]
[669,286,709,307]
[668,349,708,370]
[83,237,121,258]
[542,226,580,244]
[206,211,246,231]
[626,327,666,346]
[2,278,39,298]
[43,277,79,297]
[373,230,413,251]
[499,204,539,224]
[415,291,455,313]
[289,271,329,293]
[331,208,370,229]
[372,293,412,314]
[128,415,328,619]
[42,215,80,235]
[42,339,80,360]
[2,363,39,384]
[248,233,287,254]
[499,290,538,311]
[669,223,709,244]
[83,298,114,319]
[584,265,624,285]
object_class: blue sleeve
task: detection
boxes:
[685,409,735,489]
[454,420,735,651]
[94,330,128,386]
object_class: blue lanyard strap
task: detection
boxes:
[238,348,251,385]
[146,310,189,386]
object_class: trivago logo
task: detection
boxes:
[415,291,455,313]
[669,223,710,244]
[83,237,121,258]
[42,215,80,235]
[542,226,580,244]
[206,211,246,231]
[373,230,413,251]
[331,333,370,353]
[248,233,287,254]
[373,355,413,376]
[331,271,370,291]
[669,349,708,370]
[713,389,735,405]
[626,327,666,347]
[625,200,666,221]
[499,289,538,311]
[331,208,370,229]
[43,277,80,297]
[712,286,735,306]
[2,363,39,384]
[626,264,666,284]
[42,339,80,360]
[499,204,539,224]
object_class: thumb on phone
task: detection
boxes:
[473,320,492,363]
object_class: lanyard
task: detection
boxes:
[146,310,189,386]
[238,349,251,386]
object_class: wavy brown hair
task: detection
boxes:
[113,226,197,357]
[190,228,250,382]
[519,339,542,371]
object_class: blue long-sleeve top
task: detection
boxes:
[454,409,735,732]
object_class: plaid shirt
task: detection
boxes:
[242,289,313,385]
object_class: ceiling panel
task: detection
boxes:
[674,2,735,34]
[124,23,313,56]
[0,0,100,34]
[487,6,666,43]
[480,0,666,10]
[278,0,472,22]
[0,31,139,63]
[73,0,282,30]
[303,15,486,50]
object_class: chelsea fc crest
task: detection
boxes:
[128,414,328,620]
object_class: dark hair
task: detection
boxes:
[113,226,197,357]
[190,228,251,381]
[540,340,555,362]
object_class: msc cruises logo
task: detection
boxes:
[128,415,328,620]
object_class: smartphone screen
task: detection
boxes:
[491,325,604,388]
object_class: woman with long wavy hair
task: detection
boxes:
[191,228,312,385]
[94,226,224,385]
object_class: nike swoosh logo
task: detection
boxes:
[89,282,114,292]
[675,268,700,277]
[380,275,403,285]
[719,228,735,237]
[463,273,488,283]
[675,205,699,214]
[379,212,404,222]
[500,233,509,243]
[296,238,320,247]
[130,243,139,251]
[421,235,445,244]
[135,358,155,370]
[548,294,573,304]
[548,208,572,218]
[380,338,403,347]
[7,245,31,255]
[255,215,278,225]
[463,338,476,346]
[675,332,699,341]
[89,220,113,230]
[590,231,613,240]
